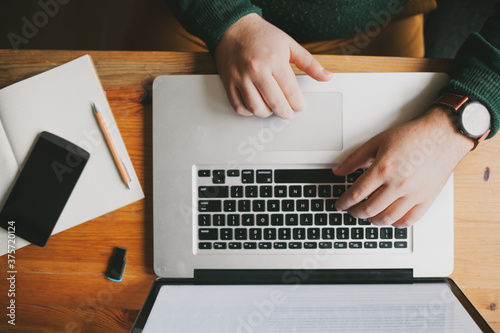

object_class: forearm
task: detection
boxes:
[441,3,500,139]
[165,0,262,53]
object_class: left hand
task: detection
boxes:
[333,107,474,228]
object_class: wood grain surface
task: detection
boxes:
[0,50,498,332]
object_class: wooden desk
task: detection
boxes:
[0,50,498,332]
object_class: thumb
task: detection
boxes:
[332,137,380,176]
[289,42,333,81]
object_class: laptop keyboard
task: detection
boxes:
[195,166,411,253]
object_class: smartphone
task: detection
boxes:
[0,131,90,247]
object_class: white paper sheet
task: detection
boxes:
[143,283,482,333]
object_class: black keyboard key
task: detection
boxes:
[364,242,378,249]
[198,170,210,177]
[358,218,371,225]
[213,170,225,184]
[325,199,337,211]
[293,228,306,240]
[395,228,408,239]
[199,228,218,240]
[297,200,309,211]
[260,185,273,198]
[274,242,287,249]
[278,228,292,240]
[259,242,272,249]
[282,200,295,211]
[256,170,273,183]
[289,242,302,249]
[238,200,251,212]
[322,228,335,240]
[199,186,229,198]
[228,215,240,226]
[318,185,331,197]
[253,200,266,211]
[347,169,364,183]
[289,186,302,197]
[300,214,313,226]
[275,169,345,183]
[351,228,364,240]
[366,228,378,240]
[198,214,210,226]
[231,186,244,198]
[224,200,236,212]
[381,228,393,239]
[344,213,357,225]
[334,242,347,249]
[311,200,324,211]
[235,228,247,240]
[199,242,212,249]
[229,242,242,249]
[319,242,333,249]
[244,242,257,249]
[349,242,362,249]
[307,228,320,240]
[315,214,328,225]
[274,186,287,197]
[304,185,316,197]
[395,241,408,248]
[304,242,317,249]
[220,228,232,240]
[214,242,227,249]
[213,214,225,226]
[264,228,277,240]
[256,214,269,226]
[271,214,284,226]
[199,200,222,212]
[249,228,262,240]
[245,186,258,198]
[285,214,299,225]
[337,228,349,240]
[329,213,342,225]
[380,241,392,248]
[268,200,280,212]
[332,185,346,198]
[242,214,255,226]
[227,170,240,177]
[242,170,255,183]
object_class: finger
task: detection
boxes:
[391,203,430,228]
[366,197,414,226]
[272,64,307,112]
[289,42,333,81]
[226,84,253,116]
[238,80,273,118]
[335,166,385,212]
[254,72,295,119]
[347,184,401,220]
[332,136,380,176]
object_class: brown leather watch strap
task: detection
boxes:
[433,93,469,111]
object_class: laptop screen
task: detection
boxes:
[137,281,487,332]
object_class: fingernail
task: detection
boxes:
[321,67,333,75]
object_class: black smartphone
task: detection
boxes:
[0,131,90,247]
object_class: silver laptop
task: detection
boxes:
[152,73,454,279]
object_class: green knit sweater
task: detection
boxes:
[167,0,500,138]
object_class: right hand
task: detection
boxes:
[214,13,333,119]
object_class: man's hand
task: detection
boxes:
[214,13,333,119]
[333,107,474,228]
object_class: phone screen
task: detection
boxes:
[0,131,89,246]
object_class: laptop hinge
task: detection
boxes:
[194,269,414,284]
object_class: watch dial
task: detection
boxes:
[462,102,491,138]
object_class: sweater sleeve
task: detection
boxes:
[165,0,262,53]
[441,3,500,139]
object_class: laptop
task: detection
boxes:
[132,73,492,332]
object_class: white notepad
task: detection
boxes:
[0,55,144,253]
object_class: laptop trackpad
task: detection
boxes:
[261,92,343,151]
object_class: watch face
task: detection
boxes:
[461,101,491,138]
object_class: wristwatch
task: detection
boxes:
[433,93,491,150]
